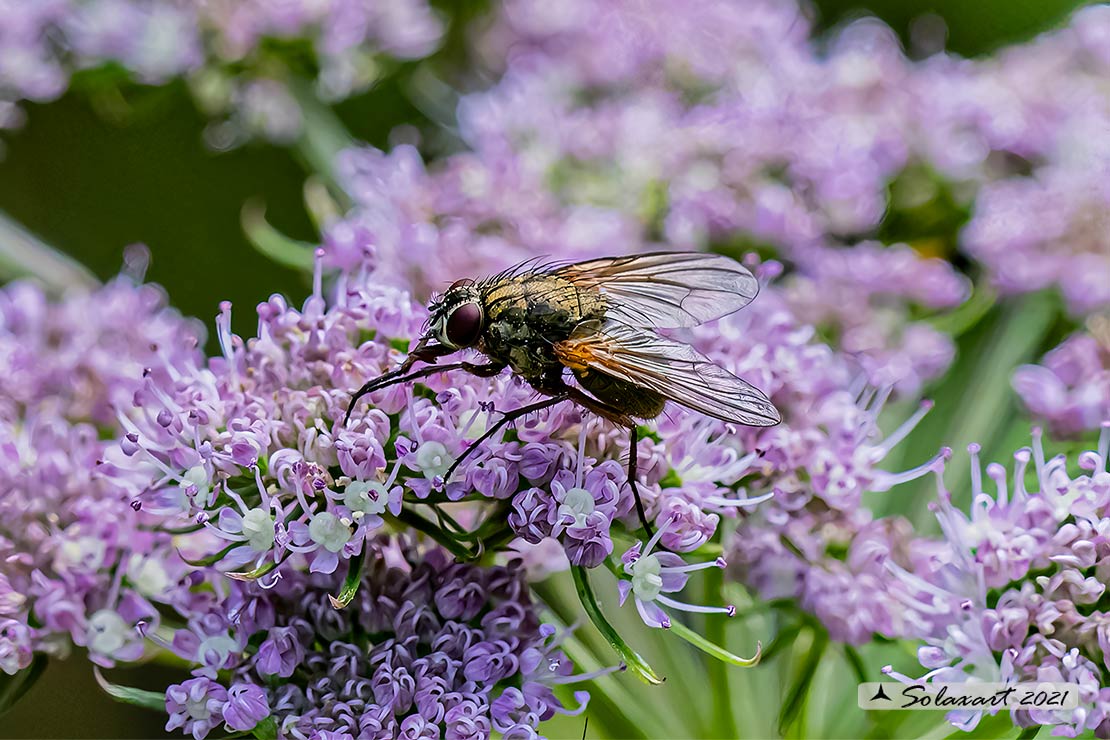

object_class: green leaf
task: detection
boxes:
[0,654,47,717]
[93,667,165,712]
[1017,726,1041,740]
[252,716,279,740]
[777,628,828,737]
[241,201,316,272]
[668,618,761,667]
[758,621,803,664]
[179,541,238,567]
[842,644,870,685]
[329,549,367,609]
[927,282,997,337]
[570,566,663,685]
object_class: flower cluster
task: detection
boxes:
[330,146,966,396]
[0,268,204,672]
[963,162,1110,316]
[160,538,605,740]
[916,4,1110,315]
[884,426,1110,737]
[0,0,443,142]
[11,1,1110,738]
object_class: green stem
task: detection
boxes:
[329,547,368,609]
[474,526,515,562]
[570,566,663,685]
[288,79,354,203]
[241,201,316,271]
[0,654,47,717]
[705,568,737,738]
[428,503,468,536]
[669,618,761,668]
[0,211,98,292]
[778,627,829,739]
[927,282,996,337]
[389,508,473,560]
[759,621,804,664]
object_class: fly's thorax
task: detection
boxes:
[482,275,605,322]
[479,274,606,379]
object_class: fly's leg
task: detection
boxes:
[345,361,461,425]
[344,360,507,425]
[461,362,509,378]
[626,424,653,538]
[441,394,568,484]
[558,386,655,537]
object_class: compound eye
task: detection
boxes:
[449,278,475,290]
[445,302,483,348]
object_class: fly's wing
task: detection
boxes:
[554,322,781,426]
[551,252,759,328]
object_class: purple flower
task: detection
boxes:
[0,269,202,669]
[508,624,621,728]
[255,626,304,678]
[964,161,1110,315]
[223,682,270,732]
[165,678,228,740]
[0,619,32,675]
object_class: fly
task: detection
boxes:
[344,252,781,534]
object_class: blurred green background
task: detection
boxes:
[0,0,1091,738]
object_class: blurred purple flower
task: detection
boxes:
[1013,330,1110,436]
[0,0,444,142]
[964,162,1110,315]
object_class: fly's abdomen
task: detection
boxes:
[575,369,667,420]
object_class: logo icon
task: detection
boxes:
[870,685,892,702]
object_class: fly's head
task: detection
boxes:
[425,278,485,351]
